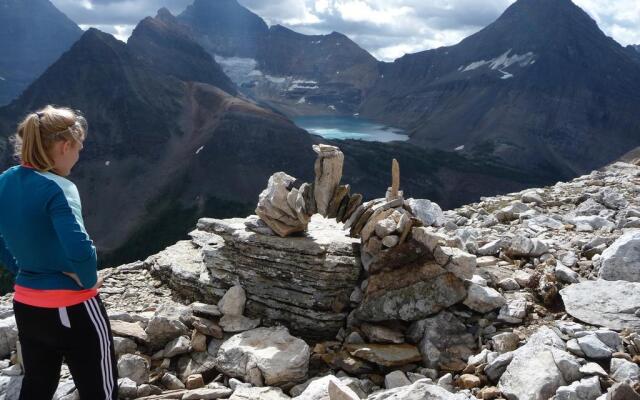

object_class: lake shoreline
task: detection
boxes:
[293,115,409,143]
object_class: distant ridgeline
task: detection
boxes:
[0,0,82,105]
[0,0,639,270]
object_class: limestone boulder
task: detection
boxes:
[367,379,467,400]
[404,198,445,227]
[407,311,476,371]
[463,283,506,313]
[0,317,18,358]
[560,280,640,331]
[498,327,575,400]
[145,305,191,349]
[216,326,310,386]
[599,230,640,282]
[355,260,466,322]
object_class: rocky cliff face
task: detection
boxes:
[127,8,237,95]
[0,0,82,106]
[2,158,640,399]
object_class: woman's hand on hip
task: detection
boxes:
[91,276,104,290]
[62,271,84,287]
[62,272,103,290]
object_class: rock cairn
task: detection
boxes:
[1,157,640,399]
[255,144,362,237]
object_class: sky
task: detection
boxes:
[50,0,640,61]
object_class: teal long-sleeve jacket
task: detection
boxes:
[0,165,98,290]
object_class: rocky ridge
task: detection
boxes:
[1,156,640,399]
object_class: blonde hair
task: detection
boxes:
[11,105,87,171]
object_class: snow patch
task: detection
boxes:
[214,55,262,85]
[195,146,204,155]
[0,76,5,81]
[461,50,535,77]
[500,71,514,79]
[105,161,110,166]
[353,113,360,117]
[328,105,336,111]
[288,79,319,91]
[454,145,465,151]
[265,75,287,84]
[297,96,307,104]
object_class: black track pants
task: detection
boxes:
[13,295,118,400]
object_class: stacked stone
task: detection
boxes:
[254,144,364,237]
[346,196,419,270]
[255,172,312,237]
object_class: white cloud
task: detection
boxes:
[240,0,640,60]
[52,0,640,61]
[573,0,640,45]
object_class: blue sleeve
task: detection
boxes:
[0,233,18,275]
[48,189,98,289]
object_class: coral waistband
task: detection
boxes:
[13,284,98,308]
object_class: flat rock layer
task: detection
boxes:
[560,280,640,331]
[196,215,361,339]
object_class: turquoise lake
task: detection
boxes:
[293,116,409,142]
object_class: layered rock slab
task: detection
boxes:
[197,215,360,339]
[560,280,640,331]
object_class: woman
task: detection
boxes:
[0,105,118,399]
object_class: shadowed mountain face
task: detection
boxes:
[0,0,82,106]
[359,0,640,176]
[628,45,640,63]
[128,8,237,95]
[177,0,268,58]
[177,0,379,116]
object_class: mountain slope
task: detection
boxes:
[0,0,82,105]
[359,0,640,176]
[627,44,640,63]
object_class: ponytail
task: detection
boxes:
[11,105,87,171]
[18,114,55,170]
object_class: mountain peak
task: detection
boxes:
[178,0,268,57]
[78,27,123,47]
[450,0,621,62]
[155,7,174,21]
[128,6,236,94]
[180,0,267,30]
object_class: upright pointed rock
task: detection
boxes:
[313,145,344,217]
